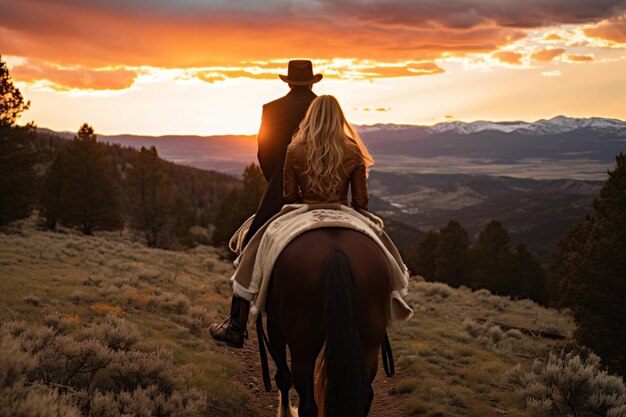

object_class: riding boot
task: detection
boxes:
[208,295,249,348]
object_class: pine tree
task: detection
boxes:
[41,149,69,230]
[549,218,592,307]
[511,243,547,303]
[550,153,626,375]
[434,220,471,287]
[408,230,439,280]
[125,146,177,247]
[212,164,266,246]
[0,55,29,128]
[0,55,38,225]
[470,219,515,294]
[44,124,123,234]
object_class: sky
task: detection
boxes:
[2,0,626,135]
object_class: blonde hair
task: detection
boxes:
[293,95,373,199]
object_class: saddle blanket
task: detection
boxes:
[229,203,414,325]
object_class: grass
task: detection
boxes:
[0,216,256,416]
[389,279,576,416]
[1,214,579,416]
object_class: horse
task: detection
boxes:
[263,227,392,417]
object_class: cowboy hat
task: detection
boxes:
[279,60,323,85]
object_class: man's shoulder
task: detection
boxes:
[263,89,316,112]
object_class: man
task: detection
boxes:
[209,60,322,348]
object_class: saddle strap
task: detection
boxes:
[256,314,272,392]
[381,331,395,377]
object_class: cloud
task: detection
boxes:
[191,60,445,85]
[1,0,624,89]
[318,0,626,29]
[584,13,626,43]
[565,53,594,62]
[358,107,391,112]
[544,33,564,41]
[492,50,524,65]
[531,48,566,62]
[9,59,138,90]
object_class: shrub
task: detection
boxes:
[23,295,41,306]
[76,315,140,351]
[0,316,218,416]
[188,305,211,336]
[43,313,71,334]
[148,292,190,314]
[509,351,626,417]
[463,318,504,348]
[421,282,451,299]
[107,349,184,395]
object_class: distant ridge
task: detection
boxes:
[36,115,626,179]
[356,115,626,136]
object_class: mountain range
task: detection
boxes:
[40,115,626,180]
[39,115,624,260]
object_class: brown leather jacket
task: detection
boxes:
[283,141,369,210]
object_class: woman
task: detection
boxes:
[283,95,373,210]
[209,95,376,348]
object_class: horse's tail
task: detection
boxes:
[317,250,368,417]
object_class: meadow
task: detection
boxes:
[2,213,613,417]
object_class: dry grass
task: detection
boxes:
[0,215,601,417]
[388,280,577,416]
[0,216,255,416]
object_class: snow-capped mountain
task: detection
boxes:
[358,116,626,136]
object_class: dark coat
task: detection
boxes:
[244,86,317,244]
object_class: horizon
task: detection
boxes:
[2,0,626,136]
[37,114,626,138]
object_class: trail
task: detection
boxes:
[222,326,410,417]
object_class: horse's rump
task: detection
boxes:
[267,228,391,417]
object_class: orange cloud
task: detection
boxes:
[1,0,624,90]
[584,13,626,43]
[0,0,525,71]
[492,51,524,65]
[565,54,594,62]
[544,33,564,41]
[10,59,138,90]
[531,48,566,62]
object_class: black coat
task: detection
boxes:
[244,86,317,244]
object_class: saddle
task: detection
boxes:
[229,203,414,325]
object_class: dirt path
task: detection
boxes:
[223,327,411,417]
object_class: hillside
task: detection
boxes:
[0,215,579,416]
[368,171,602,261]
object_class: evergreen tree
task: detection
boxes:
[0,55,38,225]
[41,149,69,230]
[408,230,439,280]
[0,55,29,128]
[550,153,626,375]
[549,218,592,307]
[434,220,471,287]
[125,146,177,247]
[470,219,515,294]
[44,124,123,234]
[212,164,266,246]
[511,243,547,303]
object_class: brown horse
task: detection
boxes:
[264,227,392,417]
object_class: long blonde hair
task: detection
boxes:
[292,95,373,199]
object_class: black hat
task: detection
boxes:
[279,60,323,85]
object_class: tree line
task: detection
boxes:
[0,56,239,248]
[405,218,548,304]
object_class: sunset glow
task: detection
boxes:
[2,0,626,135]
